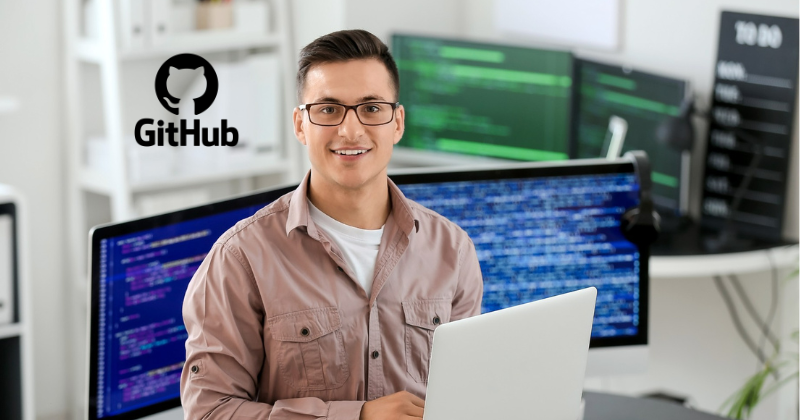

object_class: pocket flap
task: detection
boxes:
[402,299,451,330]
[268,307,342,342]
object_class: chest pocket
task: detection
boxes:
[403,299,452,383]
[268,307,349,391]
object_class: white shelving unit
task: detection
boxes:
[0,185,35,420]
[62,1,300,418]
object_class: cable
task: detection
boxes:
[713,275,771,368]
[758,251,780,376]
[761,251,779,355]
[728,271,779,351]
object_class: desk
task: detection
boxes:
[584,391,727,420]
[651,243,798,278]
[649,218,798,277]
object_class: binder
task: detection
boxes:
[0,214,14,325]
[120,0,148,49]
[149,0,172,46]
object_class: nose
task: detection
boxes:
[337,107,365,139]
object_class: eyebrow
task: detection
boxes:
[311,95,390,104]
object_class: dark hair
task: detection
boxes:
[296,29,400,103]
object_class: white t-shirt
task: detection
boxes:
[307,199,384,297]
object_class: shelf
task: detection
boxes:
[80,168,112,195]
[76,31,282,63]
[0,323,23,340]
[80,158,290,194]
[650,244,798,278]
[75,39,104,63]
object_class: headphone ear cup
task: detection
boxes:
[621,207,660,245]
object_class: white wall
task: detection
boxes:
[0,1,67,420]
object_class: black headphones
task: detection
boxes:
[620,151,660,246]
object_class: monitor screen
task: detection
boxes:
[392,34,573,162]
[88,187,294,420]
[393,160,648,346]
[572,59,688,213]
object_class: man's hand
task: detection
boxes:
[360,391,425,420]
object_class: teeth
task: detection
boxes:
[335,149,368,155]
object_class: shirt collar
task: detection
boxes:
[285,170,420,237]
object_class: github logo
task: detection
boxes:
[154,53,218,115]
[135,53,238,147]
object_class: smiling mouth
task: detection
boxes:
[331,149,371,156]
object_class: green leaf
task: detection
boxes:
[722,364,776,419]
[762,372,799,400]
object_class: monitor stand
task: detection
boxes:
[656,209,692,234]
[142,407,183,420]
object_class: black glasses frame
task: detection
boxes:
[298,101,400,126]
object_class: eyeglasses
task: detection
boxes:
[298,101,400,126]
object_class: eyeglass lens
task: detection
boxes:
[308,103,394,126]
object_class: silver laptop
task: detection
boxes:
[424,287,597,420]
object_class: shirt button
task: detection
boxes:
[433,316,441,325]
[337,266,344,272]
[372,350,380,359]
[191,365,199,374]
[301,327,310,336]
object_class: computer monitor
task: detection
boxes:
[391,157,650,375]
[392,34,574,162]
[572,59,690,215]
[87,186,294,420]
[87,158,650,420]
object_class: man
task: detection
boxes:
[181,29,483,420]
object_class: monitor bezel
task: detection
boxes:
[87,185,295,420]
[570,57,690,216]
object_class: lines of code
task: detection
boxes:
[97,206,260,418]
[398,173,641,338]
[393,34,573,161]
[574,59,687,211]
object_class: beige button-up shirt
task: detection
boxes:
[181,171,484,419]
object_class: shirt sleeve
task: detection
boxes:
[181,243,366,420]
[450,234,484,321]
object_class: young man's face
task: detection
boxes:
[293,58,404,191]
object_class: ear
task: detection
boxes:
[169,66,177,75]
[293,107,308,146]
[393,104,405,145]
